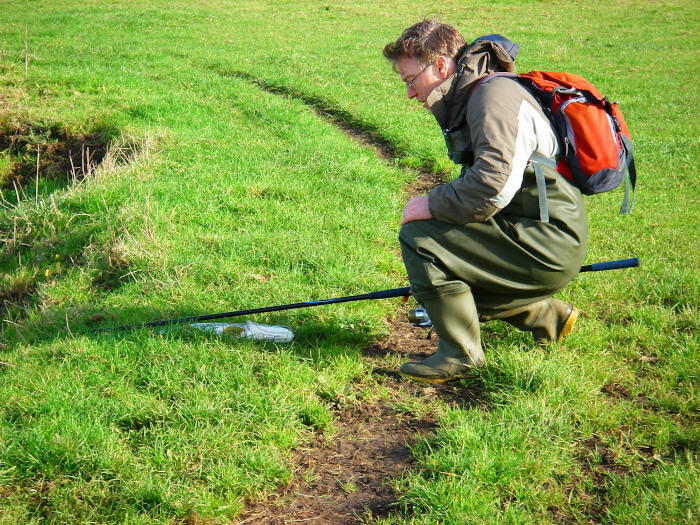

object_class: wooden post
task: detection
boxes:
[24,23,28,80]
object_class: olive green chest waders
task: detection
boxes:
[398,165,587,383]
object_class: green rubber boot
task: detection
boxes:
[480,298,578,344]
[400,291,485,383]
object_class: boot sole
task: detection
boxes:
[398,372,470,384]
[557,306,578,342]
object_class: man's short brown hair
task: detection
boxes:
[383,19,466,69]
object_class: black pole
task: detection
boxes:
[579,257,639,273]
[92,287,412,333]
[91,257,639,334]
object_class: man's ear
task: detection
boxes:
[435,56,451,78]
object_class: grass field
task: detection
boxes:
[1,0,698,523]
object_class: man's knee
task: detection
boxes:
[398,220,424,248]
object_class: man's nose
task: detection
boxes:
[406,86,418,99]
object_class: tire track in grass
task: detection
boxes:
[209,69,489,523]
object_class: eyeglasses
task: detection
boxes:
[405,63,432,88]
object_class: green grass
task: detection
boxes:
[1,0,698,523]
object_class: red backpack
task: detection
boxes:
[475,71,637,216]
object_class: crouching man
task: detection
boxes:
[383,19,587,383]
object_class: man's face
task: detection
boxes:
[396,56,449,109]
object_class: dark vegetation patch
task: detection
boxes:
[0,123,109,197]
[552,429,665,524]
[551,376,692,523]
[564,434,633,524]
[90,247,133,292]
[26,479,60,523]
[601,382,632,400]
[0,275,36,318]
[601,379,696,427]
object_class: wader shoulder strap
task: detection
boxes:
[529,153,556,223]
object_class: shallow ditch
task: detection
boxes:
[200,72,492,522]
[0,123,123,322]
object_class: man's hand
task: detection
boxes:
[400,196,433,225]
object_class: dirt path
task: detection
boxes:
[234,317,488,525]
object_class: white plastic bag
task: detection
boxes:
[187,320,294,343]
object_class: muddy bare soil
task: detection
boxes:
[234,318,488,525]
[237,401,429,525]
